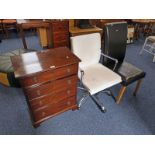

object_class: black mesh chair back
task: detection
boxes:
[103,22,128,68]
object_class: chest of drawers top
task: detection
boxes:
[11,47,80,79]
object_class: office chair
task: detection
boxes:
[140,36,155,62]
[70,33,122,112]
[103,22,146,104]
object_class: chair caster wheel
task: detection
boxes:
[101,107,106,113]
[102,109,106,113]
[107,93,111,96]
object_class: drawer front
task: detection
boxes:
[30,87,76,111]
[53,32,69,42]
[26,75,77,100]
[21,64,78,88]
[54,64,78,80]
[33,96,76,122]
[52,22,68,32]
[20,70,54,87]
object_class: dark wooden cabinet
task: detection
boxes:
[11,47,80,127]
[51,20,69,48]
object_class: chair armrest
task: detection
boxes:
[101,53,118,71]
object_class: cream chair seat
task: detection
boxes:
[80,63,121,95]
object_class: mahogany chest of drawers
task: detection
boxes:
[11,47,80,127]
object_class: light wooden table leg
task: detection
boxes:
[133,79,143,96]
[116,86,127,104]
[19,25,27,49]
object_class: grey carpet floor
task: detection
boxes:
[0,32,154,135]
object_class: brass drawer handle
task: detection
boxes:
[37,90,41,95]
[67,80,71,85]
[67,101,71,105]
[50,65,55,69]
[67,90,71,95]
[67,68,71,73]
[33,77,37,83]
[41,112,46,117]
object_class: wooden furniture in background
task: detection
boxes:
[37,20,70,48]
[38,20,101,48]
[96,19,125,28]
[37,27,48,48]
[50,20,69,48]
[69,19,75,28]
[132,19,155,40]
[69,26,102,37]
[127,25,135,44]
[1,19,17,38]
[11,47,80,127]
[16,19,51,49]
[0,20,3,38]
